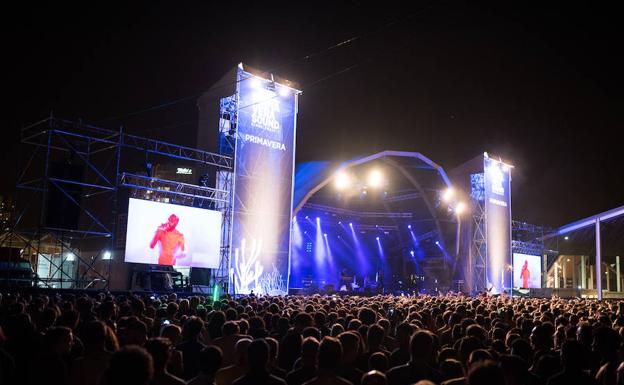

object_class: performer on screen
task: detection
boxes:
[520,259,531,289]
[150,214,185,266]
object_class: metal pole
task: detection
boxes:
[596,219,602,300]
[581,255,587,289]
[617,256,621,293]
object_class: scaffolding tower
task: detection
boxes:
[3,115,232,291]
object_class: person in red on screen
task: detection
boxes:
[150,214,185,265]
[520,259,531,288]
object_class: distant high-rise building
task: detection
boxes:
[0,195,13,232]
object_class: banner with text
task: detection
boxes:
[484,156,512,294]
[230,67,299,295]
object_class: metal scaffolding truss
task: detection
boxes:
[120,173,230,204]
[471,199,487,292]
[8,116,233,290]
[303,203,413,219]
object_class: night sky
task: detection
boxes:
[5,1,623,228]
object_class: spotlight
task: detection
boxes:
[435,241,440,246]
[334,171,351,190]
[349,223,353,227]
[442,188,454,202]
[305,216,309,219]
[376,237,380,241]
[564,236,569,240]
[65,252,75,262]
[324,233,327,237]
[278,85,290,97]
[455,202,466,215]
[367,169,384,188]
[338,221,342,225]
[410,250,415,257]
[103,251,112,260]
[250,77,261,89]
[408,225,412,229]
[316,217,320,222]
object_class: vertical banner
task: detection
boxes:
[483,156,512,294]
[230,66,299,295]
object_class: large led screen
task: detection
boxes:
[513,253,541,289]
[124,198,222,268]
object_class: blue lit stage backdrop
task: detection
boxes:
[229,67,300,295]
[484,156,512,294]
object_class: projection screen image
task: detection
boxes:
[513,253,542,289]
[124,198,222,268]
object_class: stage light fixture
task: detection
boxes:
[376,237,380,241]
[334,171,351,190]
[435,241,440,246]
[410,250,415,257]
[367,169,384,188]
[349,223,353,227]
[408,225,412,229]
[564,236,569,240]
[442,188,454,202]
[279,85,290,97]
[250,77,261,89]
[455,202,466,215]
[324,233,327,237]
[305,216,309,219]
[316,217,320,222]
[103,251,112,260]
[65,252,75,262]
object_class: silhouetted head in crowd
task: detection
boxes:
[318,336,343,371]
[467,360,505,385]
[247,338,270,371]
[42,326,73,356]
[183,316,204,340]
[301,336,320,366]
[199,345,223,376]
[105,346,154,385]
[410,330,434,363]
[83,320,107,350]
[362,370,387,385]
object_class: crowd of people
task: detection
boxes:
[1,290,623,385]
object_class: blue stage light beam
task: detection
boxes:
[376,236,385,259]
[323,232,336,279]
[349,222,369,274]
[315,217,326,278]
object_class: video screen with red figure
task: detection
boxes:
[513,253,542,289]
[124,198,222,268]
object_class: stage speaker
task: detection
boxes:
[45,162,84,230]
[189,268,211,286]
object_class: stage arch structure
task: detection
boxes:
[290,151,464,294]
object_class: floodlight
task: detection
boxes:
[367,169,384,188]
[334,171,351,190]
[455,202,466,215]
[250,77,261,89]
[442,188,454,202]
[279,85,290,97]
